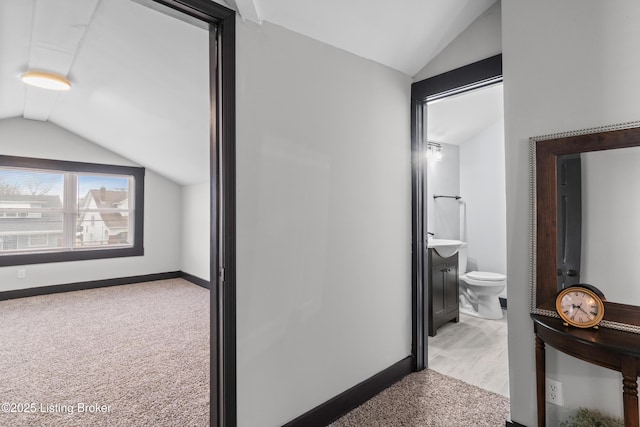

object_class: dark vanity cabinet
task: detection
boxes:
[428,249,459,337]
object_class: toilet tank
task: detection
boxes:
[458,242,468,274]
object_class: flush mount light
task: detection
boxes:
[21,71,71,91]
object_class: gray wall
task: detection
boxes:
[0,117,182,291]
[503,1,640,424]
[235,19,412,427]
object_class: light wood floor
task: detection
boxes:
[427,311,509,397]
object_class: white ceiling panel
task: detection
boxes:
[22,0,100,122]
[0,1,33,119]
[27,0,99,73]
[50,0,210,185]
[0,0,210,186]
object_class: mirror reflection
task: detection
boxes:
[532,122,640,332]
[558,146,640,305]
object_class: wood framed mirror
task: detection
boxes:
[530,121,640,333]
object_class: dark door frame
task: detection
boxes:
[410,54,502,370]
[148,1,236,426]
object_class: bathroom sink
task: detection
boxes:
[427,239,464,258]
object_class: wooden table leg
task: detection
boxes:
[621,356,639,427]
[535,335,546,427]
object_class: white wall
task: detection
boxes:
[459,119,506,279]
[0,117,182,290]
[235,19,412,427]
[503,1,640,424]
[181,182,210,281]
[413,0,501,81]
[427,143,460,240]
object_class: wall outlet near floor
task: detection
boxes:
[546,378,564,406]
[17,268,26,279]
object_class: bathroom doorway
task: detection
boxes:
[410,55,508,397]
[425,81,508,397]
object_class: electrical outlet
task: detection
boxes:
[546,378,564,406]
[17,268,26,279]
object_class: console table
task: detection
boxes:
[532,314,640,427]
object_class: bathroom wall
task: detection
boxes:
[427,143,460,240]
[459,118,506,292]
[427,89,506,297]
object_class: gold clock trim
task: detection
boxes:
[555,287,605,328]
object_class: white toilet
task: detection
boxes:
[458,243,506,320]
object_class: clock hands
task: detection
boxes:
[576,304,594,319]
[566,303,595,322]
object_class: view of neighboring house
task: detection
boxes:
[0,186,130,253]
[0,194,63,252]
[77,187,130,246]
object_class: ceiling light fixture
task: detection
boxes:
[21,71,71,91]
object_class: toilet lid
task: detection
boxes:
[466,271,506,281]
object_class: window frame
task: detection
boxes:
[0,155,144,266]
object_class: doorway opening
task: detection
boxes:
[425,81,508,396]
[143,2,236,424]
[411,55,503,391]
[128,1,237,426]
[1,0,235,425]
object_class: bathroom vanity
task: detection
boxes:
[428,249,459,336]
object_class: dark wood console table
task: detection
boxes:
[532,314,640,427]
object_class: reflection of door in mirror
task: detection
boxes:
[556,154,581,290]
[579,146,640,306]
[556,147,640,305]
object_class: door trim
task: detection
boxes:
[410,54,502,370]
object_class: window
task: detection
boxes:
[0,155,144,266]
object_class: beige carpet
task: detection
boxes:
[330,369,510,427]
[0,279,509,427]
[0,279,209,426]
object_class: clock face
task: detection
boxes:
[555,287,605,328]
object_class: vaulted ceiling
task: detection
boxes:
[0,0,209,185]
[0,0,496,185]
[225,0,496,76]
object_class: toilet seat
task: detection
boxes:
[465,271,505,282]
